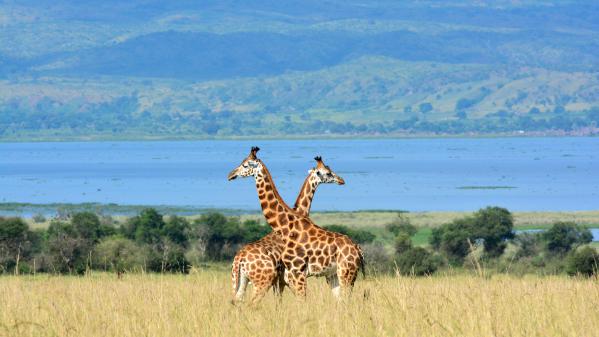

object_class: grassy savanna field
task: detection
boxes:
[1,271,598,337]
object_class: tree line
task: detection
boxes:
[0,207,597,276]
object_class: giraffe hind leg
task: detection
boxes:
[337,266,359,298]
[233,273,250,304]
[327,274,341,298]
[272,264,286,297]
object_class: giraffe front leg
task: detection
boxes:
[284,268,307,298]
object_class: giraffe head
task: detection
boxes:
[228,146,264,180]
[311,156,345,185]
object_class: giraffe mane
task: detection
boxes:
[256,158,293,211]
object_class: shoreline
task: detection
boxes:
[0,133,597,144]
[3,202,598,229]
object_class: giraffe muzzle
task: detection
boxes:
[227,169,238,181]
[337,176,345,185]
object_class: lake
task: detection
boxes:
[0,137,598,212]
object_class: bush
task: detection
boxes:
[361,242,394,273]
[394,233,412,254]
[94,237,148,272]
[123,208,166,244]
[0,217,35,273]
[385,213,417,237]
[163,216,190,247]
[430,206,515,262]
[472,206,514,257]
[46,220,91,274]
[430,217,476,265]
[240,219,270,243]
[71,212,102,243]
[514,232,543,259]
[190,212,245,260]
[396,247,441,276]
[566,247,599,276]
[544,222,592,255]
[32,213,46,223]
[146,240,191,273]
[324,224,376,244]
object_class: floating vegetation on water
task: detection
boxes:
[457,185,517,190]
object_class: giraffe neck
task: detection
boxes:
[293,175,318,216]
[254,163,293,230]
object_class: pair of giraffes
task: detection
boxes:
[227,147,365,304]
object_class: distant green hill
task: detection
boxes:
[1,1,598,140]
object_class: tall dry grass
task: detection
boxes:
[1,271,598,337]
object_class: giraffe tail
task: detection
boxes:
[232,255,242,296]
[358,245,366,279]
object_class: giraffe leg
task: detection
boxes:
[247,262,278,305]
[272,265,286,297]
[233,273,250,304]
[337,265,358,297]
[285,269,307,298]
[249,280,273,305]
[326,274,341,299]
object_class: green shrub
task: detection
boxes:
[514,232,544,259]
[163,216,190,247]
[361,242,394,274]
[93,236,147,273]
[146,241,191,273]
[71,212,108,243]
[430,217,475,265]
[240,219,270,242]
[46,220,90,274]
[544,222,593,255]
[472,206,514,257]
[190,212,244,260]
[430,206,515,263]
[324,224,375,244]
[123,208,166,245]
[32,213,46,223]
[396,247,441,276]
[566,247,599,276]
[394,233,412,255]
[0,217,35,273]
[385,214,417,237]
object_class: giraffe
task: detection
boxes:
[231,156,345,303]
[228,147,365,300]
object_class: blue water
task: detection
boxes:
[0,137,598,212]
[516,228,599,242]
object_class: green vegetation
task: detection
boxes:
[1,1,598,140]
[323,225,376,244]
[5,206,596,276]
[543,222,593,255]
[566,247,599,276]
